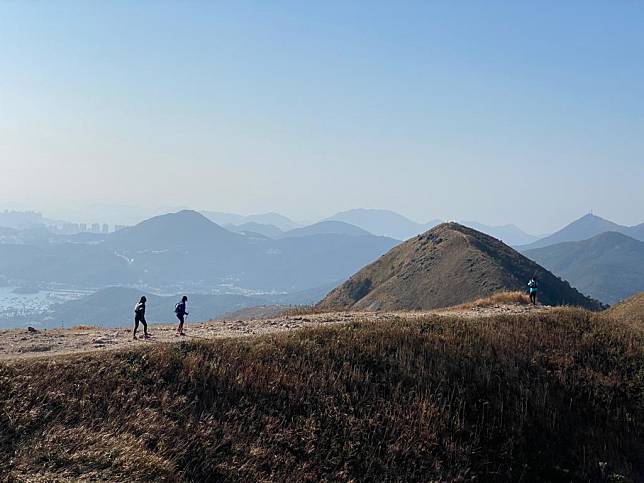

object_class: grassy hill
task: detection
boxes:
[1,308,642,481]
[525,231,644,304]
[606,292,644,329]
[319,223,602,311]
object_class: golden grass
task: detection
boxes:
[1,308,643,481]
[280,305,332,316]
[448,290,531,310]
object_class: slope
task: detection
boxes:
[1,309,642,481]
[605,292,644,327]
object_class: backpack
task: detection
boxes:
[174,302,184,315]
[135,303,145,315]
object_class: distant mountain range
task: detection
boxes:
[226,220,373,240]
[281,221,372,238]
[319,223,602,311]
[0,210,398,295]
[524,232,644,304]
[226,222,284,239]
[459,222,539,246]
[2,208,641,314]
[520,214,644,250]
[325,209,440,240]
[202,211,300,232]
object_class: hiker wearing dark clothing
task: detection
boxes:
[175,295,188,336]
[528,277,538,305]
[133,296,149,340]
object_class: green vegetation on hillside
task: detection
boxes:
[1,309,642,481]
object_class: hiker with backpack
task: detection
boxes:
[175,295,189,336]
[528,276,538,305]
[133,295,150,340]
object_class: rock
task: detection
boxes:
[27,327,39,334]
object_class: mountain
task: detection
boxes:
[106,210,243,251]
[202,211,300,231]
[0,210,399,297]
[521,214,644,250]
[460,222,538,246]
[318,223,601,311]
[282,221,372,238]
[524,232,644,304]
[227,222,284,239]
[249,234,399,291]
[326,209,441,240]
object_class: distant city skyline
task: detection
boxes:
[1,2,642,234]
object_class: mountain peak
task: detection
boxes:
[520,213,626,250]
[106,210,240,250]
[319,223,601,311]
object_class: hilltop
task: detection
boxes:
[0,306,642,481]
[319,223,602,311]
[525,231,644,304]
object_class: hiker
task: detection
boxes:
[133,296,150,340]
[175,295,189,336]
[528,276,538,305]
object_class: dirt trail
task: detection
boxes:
[0,303,548,361]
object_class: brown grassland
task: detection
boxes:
[0,307,643,482]
[446,290,531,309]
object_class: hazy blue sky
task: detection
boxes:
[1,1,642,233]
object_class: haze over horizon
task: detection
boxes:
[1,2,643,234]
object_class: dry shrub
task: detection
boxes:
[1,308,643,482]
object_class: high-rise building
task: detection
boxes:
[91,223,100,233]
[101,223,109,234]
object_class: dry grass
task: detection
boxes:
[448,290,531,310]
[605,292,644,332]
[280,305,332,316]
[1,308,643,482]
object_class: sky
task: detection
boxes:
[0,1,642,234]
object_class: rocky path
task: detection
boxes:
[0,303,548,361]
